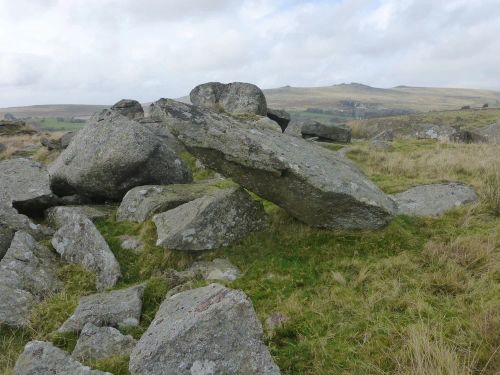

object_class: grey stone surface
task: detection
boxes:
[189,258,241,281]
[153,187,268,251]
[267,108,291,132]
[0,231,61,327]
[371,130,394,142]
[369,139,393,151]
[51,213,120,290]
[150,99,396,229]
[45,205,113,229]
[117,182,211,222]
[13,340,111,375]
[72,323,137,361]
[190,81,267,115]
[49,109,192,201]
[0,158,58,214]
[60,131,77,148]
[111,99,144,120]
[1,202,53,241]
[58,285,145,333]
[129,284,280,375]
[392,183,478,217]
[301,121,352,143]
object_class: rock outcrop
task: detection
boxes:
[0,158,58,214]
[117,182,212,222]
[301,121,352,143]
[153,187,268,250]
[111,99,144,120]
[0,231,61,327]
[267,108,291,132]
[150,99,396,229]
[51,212,120,290]
[129,284,280,375]
[49,109,192,201]
[391,183,477,216]
[190,82,267,115]
[72,323,137,361]
[13,341,111,375]
[58,285,145,333]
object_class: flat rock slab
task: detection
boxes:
[72,323,136,361]
[153,187,268,251]
[49,109,192,201]
[129,283,280,375]
[117,182,212,222]
[13,341,111,375]
[0,158,58,214]
[151,99,395,229]
[45,205,113,229]
[52,213,120,290]
[392,183,477,217]
[301,121,352,143]
[0,231,61,327]
[58,285,145,333]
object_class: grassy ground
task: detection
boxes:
[35,118,85,131]
[1,140,499,374]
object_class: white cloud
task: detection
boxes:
[0,0,499,106]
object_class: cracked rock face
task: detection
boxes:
[190,81,268,116]
[58,285,145,333]
[150,99,396,229]
[13,341,111,375]
[49,109,192,201]
[129,284,280,375]
[153,187,268,251]
[0,231,61,327]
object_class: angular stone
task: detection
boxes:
[151,99,396,229]
[188,258,241,281]
[0,143,6,154]
[72,323,137,361]
[51,214,120,291]
[301,121,352,143]
[58,285,145,333]
[190,81,267,115]
[49,109,192,201]
[0,158,58,214]
[111,99,144,120]
[117,182,211,222]
[267,108,290,132]
[45,205,113,229]
[391,183,477,217]
[13,341,111,375]
[153,187,268,251]
[0,231,61,327]
[129,284,280,375]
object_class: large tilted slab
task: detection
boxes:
[150,99,396,229]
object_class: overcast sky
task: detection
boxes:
[1,0,499,107]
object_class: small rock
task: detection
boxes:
[129,284,280,375]
[51,214,120,290]
[13,341,111,375]
[153,187,268,251]
[189,258,241,281]
[301,121,352,143]
[58,284,145,333]
[117,182,211,222]
[45,205,112,229]
[391,183,477,217]
[72,323,137,361]
[120,236,143,251]
[111,99,144,120]
[369,139,393,151]
[267,108,291,132]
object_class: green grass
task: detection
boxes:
[1,141,499,374]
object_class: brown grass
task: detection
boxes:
[0,132,64,162]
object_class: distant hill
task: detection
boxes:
[2,84,500,125]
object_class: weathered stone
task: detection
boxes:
[111,99,144,120]
[371,130,394,142]
[301,121,352,143]
[60,131,77,148]
[0,120,36,136]
[0,158,58,214]
[151,99,396,229]
[120,236,143,251]
[189,258,241,281]
[0,231,61,327]
[267,108,291,132]
[41,137,61,150]
[449,128,487,144]
[58,285,145,333]
[391,183,477,217]
[0,224,13,260]
[369,139,393,151]
[72,323,136,361]
[51,214,120,290]
[190,82,267,115]
[117,182,212,222]
[49,109,192,201]
[13,341,111,375]
[153,187,268,251]
[45,205,113,229]
[129,284,280,375]
[1,203,53,241]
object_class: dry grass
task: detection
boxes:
[0,132,64,162]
